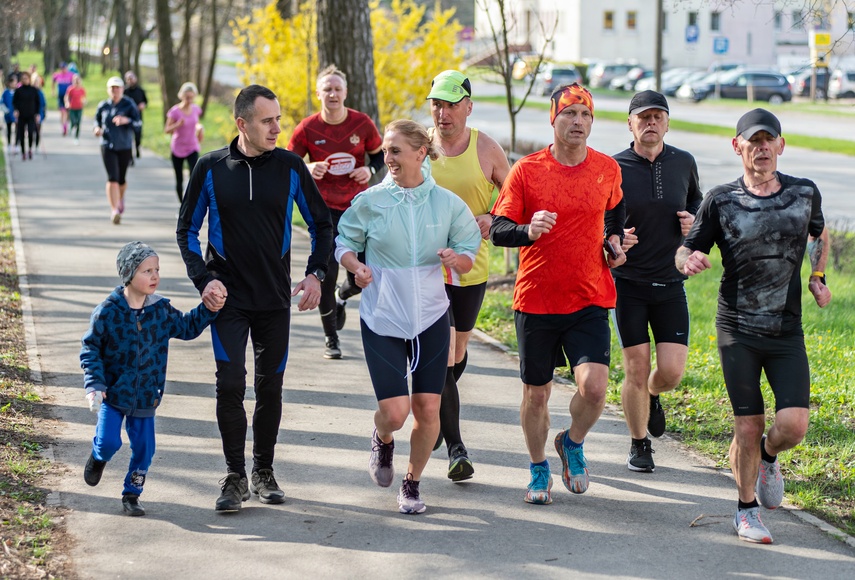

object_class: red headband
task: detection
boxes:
[550,83,594,124]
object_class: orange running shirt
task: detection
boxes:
[491,146,623,314]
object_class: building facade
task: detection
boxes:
[474,0,854,70]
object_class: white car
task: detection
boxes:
[828,69,855,98]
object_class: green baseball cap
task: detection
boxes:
[426,70,472,103]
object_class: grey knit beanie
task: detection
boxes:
[116,241,158,286]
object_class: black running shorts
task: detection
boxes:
[101,146,133,185]
[717,327,811,416]
[360,313,450,401]
[515,306,611,387]
[613,278,689,349]
[445,282,487,333]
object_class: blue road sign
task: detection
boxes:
[686,24,699,44]
[713,36,729,54]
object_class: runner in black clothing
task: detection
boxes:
[11,71,40,160]
[177,84,334,513]
[676,108,831,544]
[123,71,147,159]
[607,91,702,473]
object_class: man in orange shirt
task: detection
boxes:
[490,83,626,505]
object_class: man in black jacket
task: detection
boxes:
[12,71,41,160]
[609,91,702,473]
[123,71,147,159]
[177,84,333,513]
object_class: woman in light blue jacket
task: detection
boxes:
[336,119,481,515]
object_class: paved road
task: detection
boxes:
[454,82,855,221]
[6,122,855,579]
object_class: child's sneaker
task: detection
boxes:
[84,453,107,486]
[122,494,146,516]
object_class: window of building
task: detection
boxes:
[710,12,721,31]
[627,11,637,30]
[848,11,855,30]
[792,10,804,29]
[688,12,698,27]
[774,11,782,30]
[604,10,614,30]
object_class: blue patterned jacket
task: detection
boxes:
[80,287,217,417]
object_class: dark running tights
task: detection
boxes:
[171,151,199,202]
[439,350,469,452]
[318,209,362,337]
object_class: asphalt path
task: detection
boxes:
[6,119,855,579]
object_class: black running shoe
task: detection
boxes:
[84,453,107,486]
[324,335,342,359]
[648,395,666,438]
[215,473,250,512]
[627,438,655,473]
[250,468,286,504]
[447,443,474,482]
[122,494,146,516]
[334,285,347,331]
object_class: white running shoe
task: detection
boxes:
[733,507,773,544]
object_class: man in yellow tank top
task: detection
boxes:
[426,70,511,482]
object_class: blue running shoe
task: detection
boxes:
[524,464,553,504]
[554,430,589,494]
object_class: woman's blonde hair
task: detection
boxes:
[384,119,442,160]
[178,82,199,99]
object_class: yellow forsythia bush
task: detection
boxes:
[232,0,462,141]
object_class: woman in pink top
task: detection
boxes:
[164,82,204,202]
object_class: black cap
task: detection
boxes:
[736,108,781,139]
[628,90,669,115]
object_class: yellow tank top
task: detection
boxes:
[431,128,496,286]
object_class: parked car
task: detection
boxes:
[787,68,830,98]
[536,63,582,96]
[828,69,855,98]
[676,69,792,103]
[609,67,654,92]
[588,62,637,88]
[634,68,705,96]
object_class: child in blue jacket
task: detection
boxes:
[80,241,225,516]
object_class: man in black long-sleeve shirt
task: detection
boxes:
[11,71,41,160]
[177,84,333,513]
[608,91,702,473]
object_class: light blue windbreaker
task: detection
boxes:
[335,159,481,340]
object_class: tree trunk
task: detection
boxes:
[154,0,179,123]
[316,0,379,126]
[115,0,129,74]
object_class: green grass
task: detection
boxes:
[478,95,855,157]
[478,243,855,535]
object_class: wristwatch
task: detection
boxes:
[811,271,826,285]
[369,166,377,175]
[309,268,326,283]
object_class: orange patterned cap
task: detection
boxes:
[549,83,594,124]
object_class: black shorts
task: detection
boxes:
[515,306,611,386]
[445,283,487,333]
[101,147,133,185]
[717,327,810,416]
[613,278,689,349]
[360,313,450,401]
